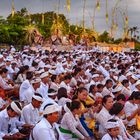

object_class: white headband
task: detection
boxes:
[32,95,43,102]
[43,104,61,115]
[11,102,21,115]
[105,121,119,129]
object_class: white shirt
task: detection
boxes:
[50,82,60,91]
[37,82,48,99]
[30,118,56,140]
[60,81,71,93]
[21,103,40,125]
[19,80,31,98]
[124,101,138,126]
[61,111,89,140]
[96,106,112,137]
[58,97,71,107]
[102,87,114,98]
[0,109,20,139]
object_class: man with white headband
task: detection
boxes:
[101,119,123,140]
[30,103,61,140]
[21,93,43,126]
[0,101,25,139]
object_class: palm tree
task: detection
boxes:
[23,25,42,45]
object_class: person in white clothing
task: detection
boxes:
[124,91,140,139]
[96,95,114,138]
[0,101,25,140]
[60,101,90,140]
[30,103,61,140]
[38,72,49,99]
[101,119,123,140]
[50,75,60,91]
[109,102,136,140]
[60,74,72,95]
[21,94,43,125]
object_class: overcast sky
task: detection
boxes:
[0,0,140,38]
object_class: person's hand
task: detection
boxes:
[13,132,26,139]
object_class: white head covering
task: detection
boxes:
[131,75,138,80]
[40,72,49,79]
[43,104,61,115]
[32,94,43,102]
[10,101,22,115]
[92,74,99,78]
[31,78,41,84]
[112,85,123,93]
[48,91,57,96]
[105,121,119,129]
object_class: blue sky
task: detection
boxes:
[0,0,140,38]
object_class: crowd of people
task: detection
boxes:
[0,44,140,140]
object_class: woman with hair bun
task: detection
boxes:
[60,100,90,140]
[124,91,140,139]
[110,102,136,140]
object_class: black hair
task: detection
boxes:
[48,88,56,93]
[106,79,113,85]
[26,71,33,80]
[64,74,72,80]
[51,75,57,82]
[102,95,112,105]
[109,102,124,115]
[89,84,96,93]
[0,68,8,74]
[121,79,129,86]
[97,84,104,89]
[128,91,140,100]
[116,94,126,101]
[66,100,81,112]
[57,87,67,100]
[32,61,38,67]
[23,65,29,70]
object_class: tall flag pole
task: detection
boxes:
[66,0,71,13]
[42,14,44,24]
[106,0,109,24]
[11,0,15,18]
[82,0,86,32]
[96,0,100,11]
[42,0,45,24]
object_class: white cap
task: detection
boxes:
[126,72,132,77]
[135,80,140,86]
[48,91,57,96]
[6,57,12,61]
[32,94,43,102]
[31,78,41,84]
[112,85,123,93]
[40,72,49,79]
[105,121,119,129]
[43,104,61,115]
[44,64,51,69]
[131,75,138,80]
[92,74,99,78]
[11,101,22,115]
[49,69,56,75]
